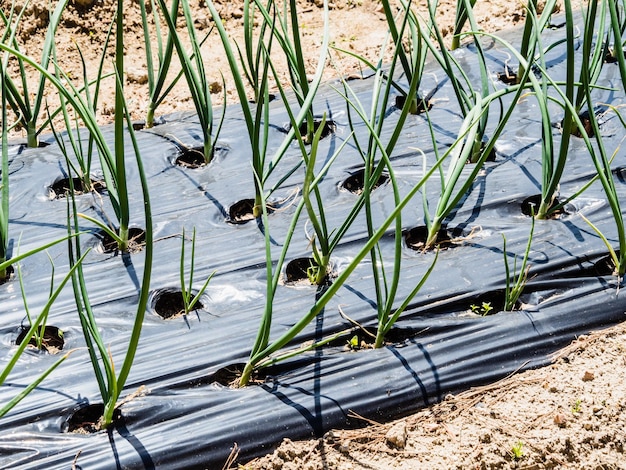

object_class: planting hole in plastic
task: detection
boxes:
[0,265,14,285]
[284,257,334,286]
[175,146,210,169]
[403,226,461,251]
[99,227,147,254]
[16,325,64,353]
[521,194,566,218]
[65,404,122,434]
[340,169,389,194]
[394,94,431,114]
[208,363,269,387]
[150,288,204,319]
[48,177,106,199]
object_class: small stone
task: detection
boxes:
[385,421,407,449]
[339,440,351,453]
[209,81,223,94]
[582,370,595,382]
[554,413,568,427]
[593,405,604,416]
[583,422,594,431]
[126,69,148,85]
[423,422,439,432]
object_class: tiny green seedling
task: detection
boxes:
[347,335,360,350]
[470,302,493,316]
[571,398,583,414]
[510,440,524,460]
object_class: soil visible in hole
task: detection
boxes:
[521,194,566,218]
[49,177,106,198]
[16,325,64,353]
[295,118,336,141]
[0,265,14,285]
[604,49,626,63]
[100,227,146,254]
[175,146,212,168]
[563,110,596,138]
[592,252,619,277]
[466,141,497,163]
[404,226,461,251]
[209,363,268,387]
[66,403,122,434]
[228,199,276,224]
[340,169,389,194]
[248,93,276,104]
[497,64,518,84]
[284,257,332,286]
[394,94,431,114]
[152,289,204,319]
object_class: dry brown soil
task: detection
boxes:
[6,1,626,469]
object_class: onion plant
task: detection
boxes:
[0,0,69,147]
[1,49,11,280]
[0,254,85,418]
[251,0,328,144]
[240,46,448,383]
[140,0,178,128]
[65,87,153,429]
[179,227,215,315]
[47,21,115,193]
[206,0,328,217]
[503,215,535,311]
[333,33,440,348]
[155,0,226,163]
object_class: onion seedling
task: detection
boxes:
[48,21,115,193]
[65,91,154,430]
[141,0,179,128]
[503,215,534,311]
[251,0,329,144]
[238,135,452,387]
[206,0,328,218]
[0,254,85,418]
[0,0,69,147]
[155,0,226,163]
[179,227,215,315]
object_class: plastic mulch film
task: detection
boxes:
[1,14,626,468]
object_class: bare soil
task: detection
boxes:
[7,1,626,469]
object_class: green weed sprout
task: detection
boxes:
[470,302,493,316]
[0,253,86,418]
[155,0,226,163]
[0,0,69,147]
[180,227,215,315]
[503,215,534,311]
[510,440,525,460]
